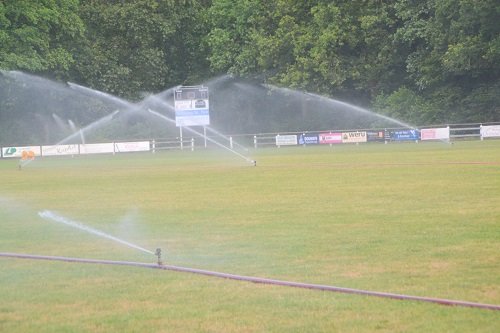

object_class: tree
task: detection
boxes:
[208,1,405,103]
[75,0,211,100]
[0,0,85,78]
[208,0,499,124]
[383,0,500,123]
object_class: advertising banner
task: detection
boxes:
[342,131,367,143]
[388,129,420,141]
[367,131,386,142]
[1,146,41,158]
[319,132,342,144]
[174,86,209,127]
[114,141,150,152]
[298,133,319,145]
[420,127,449,141]
[80,143,114,155]
[480,125,500,138]
[276,135,297,146]
[42,144,79,156]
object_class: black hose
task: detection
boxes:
[1,252,499,311]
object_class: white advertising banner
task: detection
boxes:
[276,135,298,146]
[114,141,150,152]
[42,144,79,156]
[80,143,114,155]
[342,131,367,143]
[1,146,41,158]
[420,127,450,141]
[480,125,500,138]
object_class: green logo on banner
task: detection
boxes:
[4,147,17,156]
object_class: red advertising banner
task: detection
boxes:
[319,132,342,144]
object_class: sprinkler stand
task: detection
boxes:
[155,248,162,266]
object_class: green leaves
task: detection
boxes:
[76,0,211,99]
[0,0,84,76]
[374,87,438,125]
[0,0,498,130]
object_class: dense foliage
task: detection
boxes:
[207,0,499,124]
[0,0,499,144]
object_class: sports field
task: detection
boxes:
[1,141,499,332]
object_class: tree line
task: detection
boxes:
[1,0,499,141]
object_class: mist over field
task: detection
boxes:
[1,1,499,332]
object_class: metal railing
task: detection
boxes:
[2,122,500,158]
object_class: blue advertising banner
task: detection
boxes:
[388,129,420,141]
[298,133,319,145]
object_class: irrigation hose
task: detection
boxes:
[1,252,499,311]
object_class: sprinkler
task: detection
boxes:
[252,160,257,167]
[155,248,162,265]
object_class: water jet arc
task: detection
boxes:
[263,83,416,130]
[148,109,256,166]
[38,210,154,255]
[1,252,498,311]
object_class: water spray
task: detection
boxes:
[38,210,154,255]
[262,83,417,130]
[56,110,120,145]
[68,82,133,109]
[66,82,256,166]
[148,109,257,166]
[39,210,163,266]
[145,97,252,154]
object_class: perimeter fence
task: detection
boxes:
[1,122,500,159]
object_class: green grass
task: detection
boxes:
[1,141,499,332]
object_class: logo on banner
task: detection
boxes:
[4,147,17,156]
[342,131,367,143]
[298,134,319,145]
[389,129,420,141]
[319,132,342,144]
[367,131,386,142]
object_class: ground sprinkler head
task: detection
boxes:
[252,160,257,167]
[155,248,162,266]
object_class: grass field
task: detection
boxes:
[1,140,499,332]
